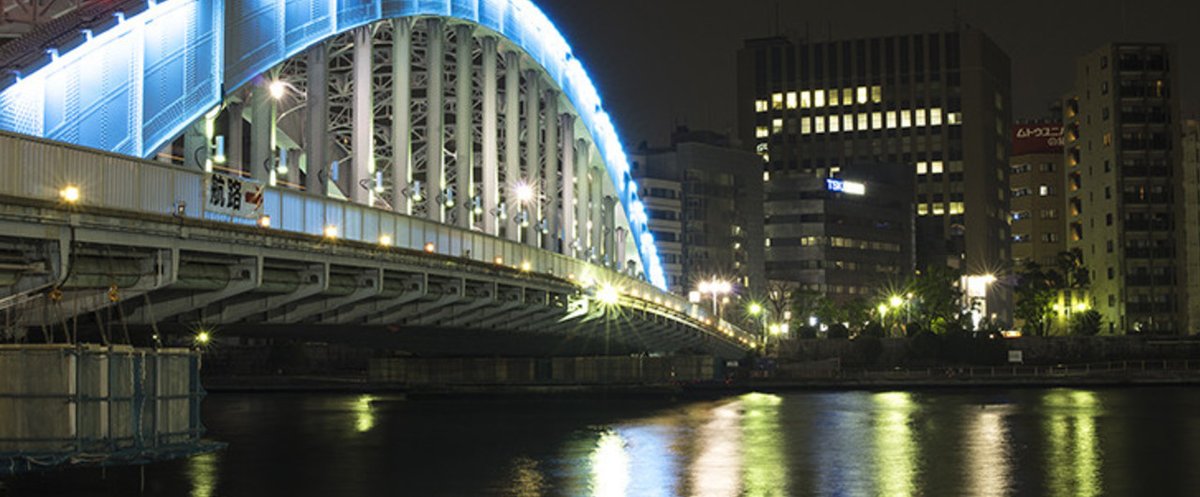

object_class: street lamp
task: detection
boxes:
[697,278,732,318]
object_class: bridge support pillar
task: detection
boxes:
[391,19,412,213]
[561,117,576,256]
[542,91,558,252]
[522,70,540,247]
[226,101,244,174]
[503,50,521,241]
[351,25,374,205]
[481,36,499,236]
[426,17,445,222]
[454,24,473,228]
[590,154,603,263]
[250,80,275,183]
[184,121,207,171]
[602,195,616,269]
[306,43,330,196]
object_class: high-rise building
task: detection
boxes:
[762,163,914,301]
[630,128,765,295]
[1010,121,1066,268]
[1063,43,1184,334]
[737,28,1012,318]
[1180,120,1200,333]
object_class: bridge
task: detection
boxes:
[0,0,754,357]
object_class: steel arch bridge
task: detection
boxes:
[0,0,755,355]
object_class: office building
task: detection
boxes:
[737,28,1012,317]
[1063,43,1184,334]
[631,128,765,294]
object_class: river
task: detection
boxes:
[7,387,1200,496]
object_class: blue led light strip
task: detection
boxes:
[0,0,667,289]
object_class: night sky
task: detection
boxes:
[537,0,1199,147]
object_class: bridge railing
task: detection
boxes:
[0,131,755,347]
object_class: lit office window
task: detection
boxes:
[843,114,854,131]
[916,162,928,175]
[786,92,798,109]
[870,86,883,103]
[828,116,840,133]
[842,88,853,105]
[801,91,812,108]
[857,113,868,130]
[949,202,965,215]
[828,89,840,106]
[763,171,770,182]
[930,108,943,126]
[917,203,929,216]
[801,117,812,134]
[755,126,769,138]
[886,111,897,129]
[948,112,963,125]
[1039,185,1052,196]
[915,109,927,127]
[930,161,944,174]
[814,91,826,107]
[815,116,826,133]
[772,118,783,133]
[901,110,912,128]
[771,93,784,110]
[871,112,883,129]
[857,87,869,104]
[932,203,946,216]
[755,100,769,113]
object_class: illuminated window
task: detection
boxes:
[948,112,962,124]
[842,88,853,105]
[900,110,912,128]
[800,91,812,108]
[872,112,883,129]
[1103,132,1112,146]
[771,93,783,110]
[932,203,946,215]
[765,238,771,247]
[871,86,883,103]
[857,113,868,130]
[755,100,768,113]
[917,203,929,216]
[1039,185,1052,196]
[828,116,840,133]
[886,111,898,129]
[949,202,965,215]
[801,117,812,134]
[916,162,928,175]
[857,87,869,104]
[814,91,826,107]
[763,171,770,182]
[915,109,927,127]
[843,114,854,131]
[828,89,840,106]
[930,161,944,174]
[829,166,841,176]
[815,116,826,133]
[930,108,943,126]
[772,118,783,133]
[786,91,798,109]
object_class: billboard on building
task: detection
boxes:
[1012,124,1064,155]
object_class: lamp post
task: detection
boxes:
[697,278,732,318]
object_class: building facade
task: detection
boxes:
[1181,120,1200,333]
[737,28,1012,318]
[1010,121,1066,268]
[1064,43,1185,334]
[762,164,914,302]
[631,129,765,295]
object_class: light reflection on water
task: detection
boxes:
[144,388,1200,497]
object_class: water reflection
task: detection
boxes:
[873,392,918,497]
[689,400,742,497]
[740,393,787,497]
[353,394,375,432]
[187,451,218,497]
[589,430,630,497]
[507,456,546,497]
[966,408,1011,497]
[1044,389,1103,497]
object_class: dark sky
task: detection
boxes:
[537,0,1200,147]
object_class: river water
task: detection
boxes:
[8,387,1200,496]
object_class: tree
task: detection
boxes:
[910,265,965,333]
[1014,261,1057,336]
[1071,310,1103,336]
[1054,248,1090,290]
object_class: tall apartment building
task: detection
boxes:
[737,28,1012,318]
[1063,43,1184,334]
[1010,121,1066,268]
[630,128,765,295]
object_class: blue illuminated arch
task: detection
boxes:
[0,0,667,289]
